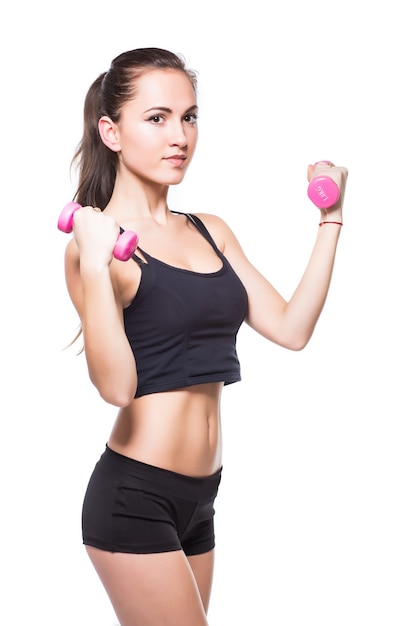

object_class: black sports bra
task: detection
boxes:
[122,213,248,397]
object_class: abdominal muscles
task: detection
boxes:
[107,382,224,477]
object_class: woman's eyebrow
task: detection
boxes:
[143,104,199,114]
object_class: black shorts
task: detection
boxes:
[82,446,222,556]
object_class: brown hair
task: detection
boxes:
[71,47,198,209]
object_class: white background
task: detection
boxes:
[2,1,416,624]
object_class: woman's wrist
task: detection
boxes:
[318,210,343,226]
[319,220,343,227]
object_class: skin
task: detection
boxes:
[65,68,348,625]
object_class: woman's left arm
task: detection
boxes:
[203,163,348,350]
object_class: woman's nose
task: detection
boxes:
[168,120,187,147]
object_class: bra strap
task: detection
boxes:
[183,213,220,252]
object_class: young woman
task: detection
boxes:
[63,47,348,626]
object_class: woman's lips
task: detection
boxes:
[164,156,186,167]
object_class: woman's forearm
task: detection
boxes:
[283,222,342,349]
[80,263,137,406]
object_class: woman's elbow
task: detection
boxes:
[287,338,309,352]
[99,388,136,408]
[90,374,137,408]
[279,328,313,351]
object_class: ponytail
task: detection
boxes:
[71,73,118,209]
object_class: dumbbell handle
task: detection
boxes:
[57,202,138,262]
[307,162,340,209]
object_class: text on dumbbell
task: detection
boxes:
[315,185,329,201]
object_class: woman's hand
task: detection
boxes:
[72,206,120,267]
[307,161,349,223]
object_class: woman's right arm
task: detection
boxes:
[64,208,137,407]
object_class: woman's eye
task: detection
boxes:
[184,113,198,124]
[149,115,163,123]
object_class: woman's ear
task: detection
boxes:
[98,116,121,152]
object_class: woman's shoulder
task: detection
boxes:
[189,212,230,251]
[191,212,242,253]
[190,212,233,247]
[190,211,225,225]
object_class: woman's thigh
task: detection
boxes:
[187,550,215,613]
[86,546,210,626]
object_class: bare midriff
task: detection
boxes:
[107,382,224,477]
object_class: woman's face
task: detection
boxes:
[112,69,198,186]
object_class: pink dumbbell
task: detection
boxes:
[307,161,340,209]
[57,201,138,262]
